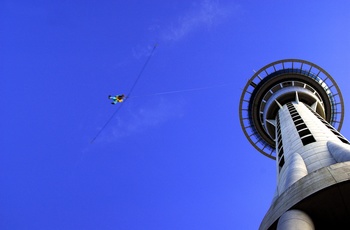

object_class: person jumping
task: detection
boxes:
[108,94,125,104]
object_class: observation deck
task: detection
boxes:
[239,59,344,159]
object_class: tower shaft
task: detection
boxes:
[239,59,350,229]
[276,101,349,193]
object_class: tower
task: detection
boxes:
[239,59,350,229]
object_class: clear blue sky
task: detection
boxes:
[2,1,350,229]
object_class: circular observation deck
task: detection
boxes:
[239,59,344,159]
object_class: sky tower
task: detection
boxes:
[239,59,350,230]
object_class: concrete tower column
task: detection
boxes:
[277,210,314,230]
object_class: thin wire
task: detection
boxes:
[90,44,158,143]
[128,84,227,99]
[126,44,158,98]
[90,103,125,143]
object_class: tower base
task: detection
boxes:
[260,161,350,230]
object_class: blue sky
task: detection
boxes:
[2,0,350,229]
